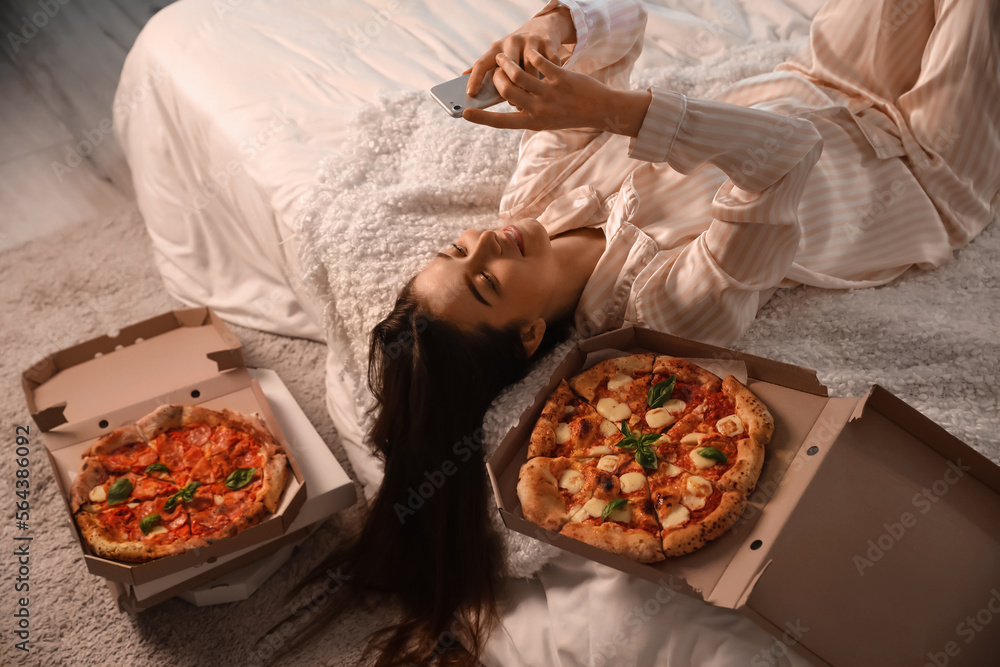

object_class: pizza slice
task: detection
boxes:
[646,460,746,557]
[527,380,624,458]
[568,353,656,427]
[516,456,607,531]
[655,376,770,495]
[639,356,722,434]
[558,453,665,563]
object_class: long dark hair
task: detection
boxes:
[267,280,567,665]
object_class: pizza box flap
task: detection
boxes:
[22,307,244,432]
[736,385,1000,667]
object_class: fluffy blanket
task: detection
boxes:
[295,37,1000,578]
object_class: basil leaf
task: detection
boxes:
[635,446,658,470]
[139,514,162,535]
[601,498,629,523]
[638,432,663,448]
[144,463,170,474]
[697,446,728,463]
[619,420,635,439]
[224,468,257,491]
[106,478,133,506]
[647,375,677,408]
[163,481,202,512]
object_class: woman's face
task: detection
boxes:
[412,219,558,333]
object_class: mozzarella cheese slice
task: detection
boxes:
[660,463,683,478]
[582,497,607,518]
[89,485,107,503]
[682,476,713,510]
[690,450,718,469]
[662,504,690,528]
[606,504,632,523]
[600,419,620,437]
[559,469,585,494]
[597,455,619,473]
[590,445,613,456]
[645,407,676,429]
[606,373,634,391]
[596,397,631,422]
[681,432,708,446]
[716,414,745,437]
[555,422,572,444]
[663,399,687,414]
[620,472,646,494]
[562,405,577,417]
[146,525,168,536]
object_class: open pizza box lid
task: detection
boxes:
[486,326,1000,667]
[21,307,308,586]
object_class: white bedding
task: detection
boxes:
[116,1,834,665]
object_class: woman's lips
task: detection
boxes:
[502,225,525,256]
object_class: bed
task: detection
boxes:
[114,1,1000,665]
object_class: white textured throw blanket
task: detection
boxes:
[296,38,1000,578]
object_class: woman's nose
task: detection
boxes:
[470,229,499,261]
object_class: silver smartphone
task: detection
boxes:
[430,72,504,118]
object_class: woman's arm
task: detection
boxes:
[625,90,825,344]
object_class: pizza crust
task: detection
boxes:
[722,376,775,446]
[83,424,147,457]
[569,353,655,402]
[76,511,208,561]
[717,437,765,495]
[653,355,722,392]
[70,457,109,513]
[661,491,746,557]
[528,381,575,458]
[560,521,665,564]
[516,457,574,531]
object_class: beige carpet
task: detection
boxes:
[0,204,394,667]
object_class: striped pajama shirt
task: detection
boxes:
[498,0,1000,345]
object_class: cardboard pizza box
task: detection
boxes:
[486,326,1000,667]
[22,307,311,586]
[112,367,356,610]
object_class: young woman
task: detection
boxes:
[289,0,999,664]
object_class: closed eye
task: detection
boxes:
[451,243,467,255]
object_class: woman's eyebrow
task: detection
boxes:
[436,252,491,306]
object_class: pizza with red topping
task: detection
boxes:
[70,405,288,562]
[517,355,772,562]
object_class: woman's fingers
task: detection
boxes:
[462,107,535,130]
[492,66,533,110]
[495,53,545,95]
[524,48,561,80]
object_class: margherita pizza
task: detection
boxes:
[517,355,772,562]
[70,405,289,562]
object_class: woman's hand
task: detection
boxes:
[465,4,575,96]
[463,49,652,136]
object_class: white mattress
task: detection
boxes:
[116,1,823,665]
